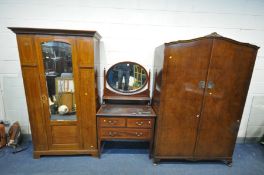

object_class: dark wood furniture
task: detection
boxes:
[9,27,101,158]
[97,104,156,157]
[152,33,259,165]
[96,62,156,157]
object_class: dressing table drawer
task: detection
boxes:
[96,104,156,158]
[100,128,151,140]
[127,118,153,128]
[99,117,126,127]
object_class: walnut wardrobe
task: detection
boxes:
[9,28,101,158]
[152,33,259,165]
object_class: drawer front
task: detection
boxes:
[127,118,153,128]
[100,128,151,140]
[99,117,126,127]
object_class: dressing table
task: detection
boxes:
[96,62,156,157]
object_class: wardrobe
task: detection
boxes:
[152,33,259,165]
[9,28,101,158]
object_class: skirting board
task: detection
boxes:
[237,137,262,143]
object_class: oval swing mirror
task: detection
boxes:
[107,62,148,93]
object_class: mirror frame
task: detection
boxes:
[106,61,149,94]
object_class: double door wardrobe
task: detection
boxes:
[152,33,259,165]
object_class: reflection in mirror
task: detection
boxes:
[107,62,148,93]
[42,41,76,121]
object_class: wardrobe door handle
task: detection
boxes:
[199,81,205,89]
[207,81,215,89]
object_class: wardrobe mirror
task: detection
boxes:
[42,41,76,120]
[106,62,148,93]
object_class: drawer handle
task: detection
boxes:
[135,121,144,126]
[108,120,117,124]
[104,120,117,124]
[108,131,117,136]
[135,132,143,137]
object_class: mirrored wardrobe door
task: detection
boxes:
[41,41,76,121]
[34,36,81,149]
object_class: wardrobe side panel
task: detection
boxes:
[76,37,97,150]
[94,38,101,110]
[152,44,165,115]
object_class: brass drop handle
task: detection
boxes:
[107,120,117,124]
[135,132,143,137]
[109,131,117,136]
[135,121,144,126]
[41,95,47,103]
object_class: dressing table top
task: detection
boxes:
[96,104,156,117]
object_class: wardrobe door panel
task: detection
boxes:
[50,124,80,150]
[17,35,36,65]
[17,35,48,151]
[195,39,257,157]
[40,40,78,121]
[76,38,94,67]
[154,39,212,156]
[34,36,82,150]
[79,68,97,150]
[22,67,48,150]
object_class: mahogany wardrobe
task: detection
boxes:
[152,33,259,165]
